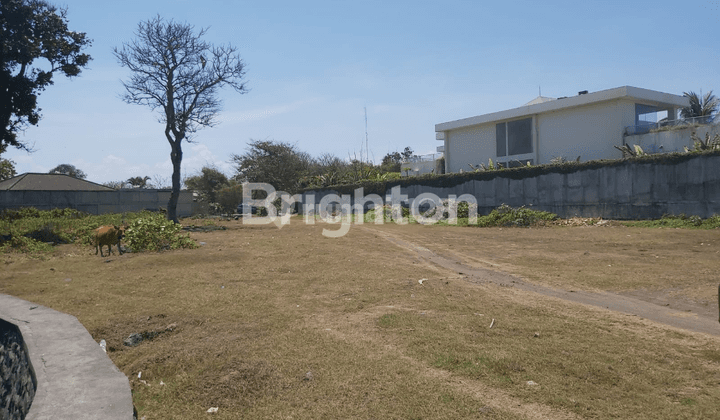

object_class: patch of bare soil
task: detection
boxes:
[364,222,720,335]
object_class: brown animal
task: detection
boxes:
[94,225,127,257]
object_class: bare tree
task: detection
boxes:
[113,15,247,222]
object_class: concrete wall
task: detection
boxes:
[0,294,133,420]
[302,153,720,220]
[0,189,196,217]
[628,124,720,154]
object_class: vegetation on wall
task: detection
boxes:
[301,149,720,197]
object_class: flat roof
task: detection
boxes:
[435,86,689,133]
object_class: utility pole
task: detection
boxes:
[364,107,369,164]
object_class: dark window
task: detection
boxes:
[496,123,506,157]
[496,118,532,157]
[507,118,532,155]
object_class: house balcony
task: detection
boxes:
[624,115,715,136]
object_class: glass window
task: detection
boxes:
[496,123,506,157]
[507,118,532,155]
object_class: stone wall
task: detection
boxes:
[301,153,720,220]
[0,319,35,420]
[0,295,133,420]
[0,189,197,217]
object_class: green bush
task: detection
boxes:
[0,235,54,254]
[476,204,557,227]
[623,213,720,229]
[123,212,198,252]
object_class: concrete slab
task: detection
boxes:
[0,294,133,420]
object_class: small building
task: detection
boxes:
[435,86,690,173]
[0,173,115,192]
[0,173,196,216]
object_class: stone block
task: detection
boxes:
[598,167,615,202]
[477,179,495,204]
[652,165,672,201]
[614,166,632,203]
[705,181,720,203]
[49,191,76,207]
[22,191,47,206]
[583,186,599,204]
[566,186,584,204]
[701,155,720,181]
[493,177,509,205]
[0,191,24,206]
[566,171,582,188]
[507,178,524,204]
[632,164,653,196]
[684,158,704,185]
[523,177,538,200]
[537,173,563,205]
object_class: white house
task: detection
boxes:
[435,86,690,173]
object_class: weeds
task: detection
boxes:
[623,213,720,229]
[0,207,198,255]
[476,204,557,227]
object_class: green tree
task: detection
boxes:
[48,163,86,179]
[231,140,313,194]
[681,91,719,123]
[102,180,128,189]
[127,175,151,188]
[0,158,17,180]
[0,0,92,150]
[401,146,415,161]
[216,180,243,213]
[381,151,403,172]
[114,15,247,222]
[184,166,229,205]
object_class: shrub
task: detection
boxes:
[123,212,198,252]
[623,213,720,229]
[0,235,54,254]
[476,204,557,227]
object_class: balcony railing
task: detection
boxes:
[625,115,716,136]
[401,153,443,163]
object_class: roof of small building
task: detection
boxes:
[0,173,115,191]
[524,96,556,106]
[436,86,690,133]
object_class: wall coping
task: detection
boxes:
[0,294,133,420]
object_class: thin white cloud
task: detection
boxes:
[219,97,323,124]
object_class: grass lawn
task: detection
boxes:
[1,216,719,419]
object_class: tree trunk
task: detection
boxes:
[167,141,183,223]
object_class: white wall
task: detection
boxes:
[443,99,643,172]
[536,99,635,163]
[445,124,495,173]
[629,124,720,154]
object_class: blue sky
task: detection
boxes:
[5,0,719,185]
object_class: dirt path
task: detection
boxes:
[366,226,720,337]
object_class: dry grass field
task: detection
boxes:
[1,217,719,419]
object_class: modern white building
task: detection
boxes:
[435,86,690,173]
